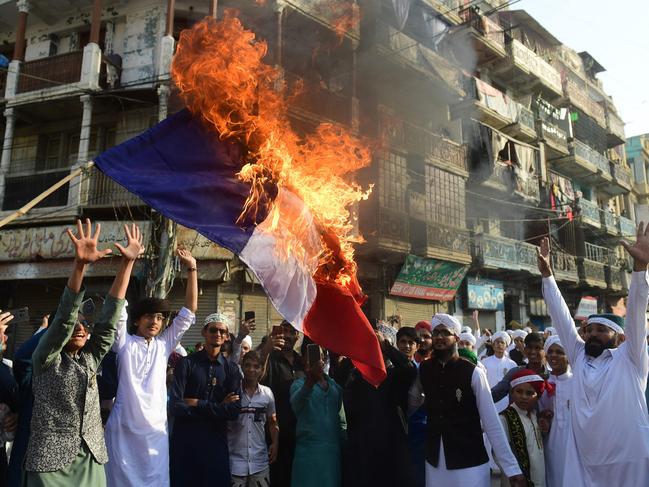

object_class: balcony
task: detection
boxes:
[577,258,607,288]
[373,21,463,95]
[17,51,84,94]
[284,0,360,38]
[578,198,601,229]
[618,216,636,239]
[604,105,625,147]
[451,78,536,141]
[82,170,142,208]
[601,163,632,196]
[600,210,620,236]
[551,249,579,283]
[453,9,506,65]
[560,72,607,128]
[359,204,410,257]
[551,140,612,185]
[2,170,70,211]
[472,233,540,275]
[539,120,569,157]
[606,265,623,291]
[284,72,353,127]
[378,112,467,175]
[496,39,562,99]
[634,181,649,197]
[410,222,472,264]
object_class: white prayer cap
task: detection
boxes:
[204,312,233,330]
[459,332,476,346]
[524,326,532,333]
[545,327,557,336]
[543,335,563,355]
[242,335,252,348]
[431,313,461,336]
[512,330,528,339]
[461,326,473,335]
[506,330,515,337]
[492,331,511,346]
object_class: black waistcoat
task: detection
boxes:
[420,357,489,470]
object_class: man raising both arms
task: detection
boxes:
[538,226,649,486]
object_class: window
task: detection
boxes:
[378,152,406,212]
[426,166,465,227]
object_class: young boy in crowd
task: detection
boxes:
[228,351,279,487]
[498,369,548,487]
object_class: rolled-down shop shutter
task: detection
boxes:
[165,280,220,350]
[384,296,448,328]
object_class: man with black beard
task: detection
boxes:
[410,314,524,487]
[538,228,649,487]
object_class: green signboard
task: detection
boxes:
[390,254,469,302]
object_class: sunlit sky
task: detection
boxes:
[516,0,649,138]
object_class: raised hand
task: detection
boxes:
[66,219,112,264]
[176,248,197,270]
[115,223,145,261]
[536,237,552,277]
[0,311,13,333]
[238,318,256,339]
[621,222,649,271]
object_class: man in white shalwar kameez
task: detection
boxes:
[538,228,649,487]
[105,249,198,487]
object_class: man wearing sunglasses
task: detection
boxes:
[409,313,525,487]
[169,313,242,487]
[104,248,198,487]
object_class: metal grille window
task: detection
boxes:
[426,166,466,227]
[378,152,407,212]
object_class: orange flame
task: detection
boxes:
[171,13,372,291]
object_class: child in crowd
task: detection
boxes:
[499,369,549,487]
[228,350,279,487]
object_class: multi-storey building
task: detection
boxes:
[0,0,635,353]
[627,134,649,222]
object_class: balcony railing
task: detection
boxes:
[551,249,579,283]
[562,74,607,127]
[573,140,611,175]
[378,112,467,172]
[606,108,625,142]
[600,210,620,235]
[460,8,505,50]
[619,216,636,238]
[585,242,613,264]
[606,265,623,290]
[17,51,84,93]
[411,222,471,263]
[82,170,142,207]
[375,22,463,92]
[284,72,352,126]
[359,203,410,254]
[2,170,70,210]
[284,0,360,37]
[507,39,562,96]
[578,258,607,287]
[474,234,540,274]
[578,198,601,228]
[611,164,631,188]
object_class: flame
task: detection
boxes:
[171,13,372,291]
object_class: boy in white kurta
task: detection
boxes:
[539,335,575,487]
[499,370,547,487]
[482,331,518,413]
[105,249,198,487]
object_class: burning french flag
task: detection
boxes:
[96,13,386,386]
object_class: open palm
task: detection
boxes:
[66,219,112,264]
[621,222,649,269]
[115,223,145,261]
[536,237,552,277]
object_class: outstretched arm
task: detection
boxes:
[178,249,198,313]
[538,238,582,363]
[34,219,110,374]
[621,222,649,373]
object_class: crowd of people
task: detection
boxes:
[0,219,647,487]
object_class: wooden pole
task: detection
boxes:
[90,0,102,44]
[0,161,94,229]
